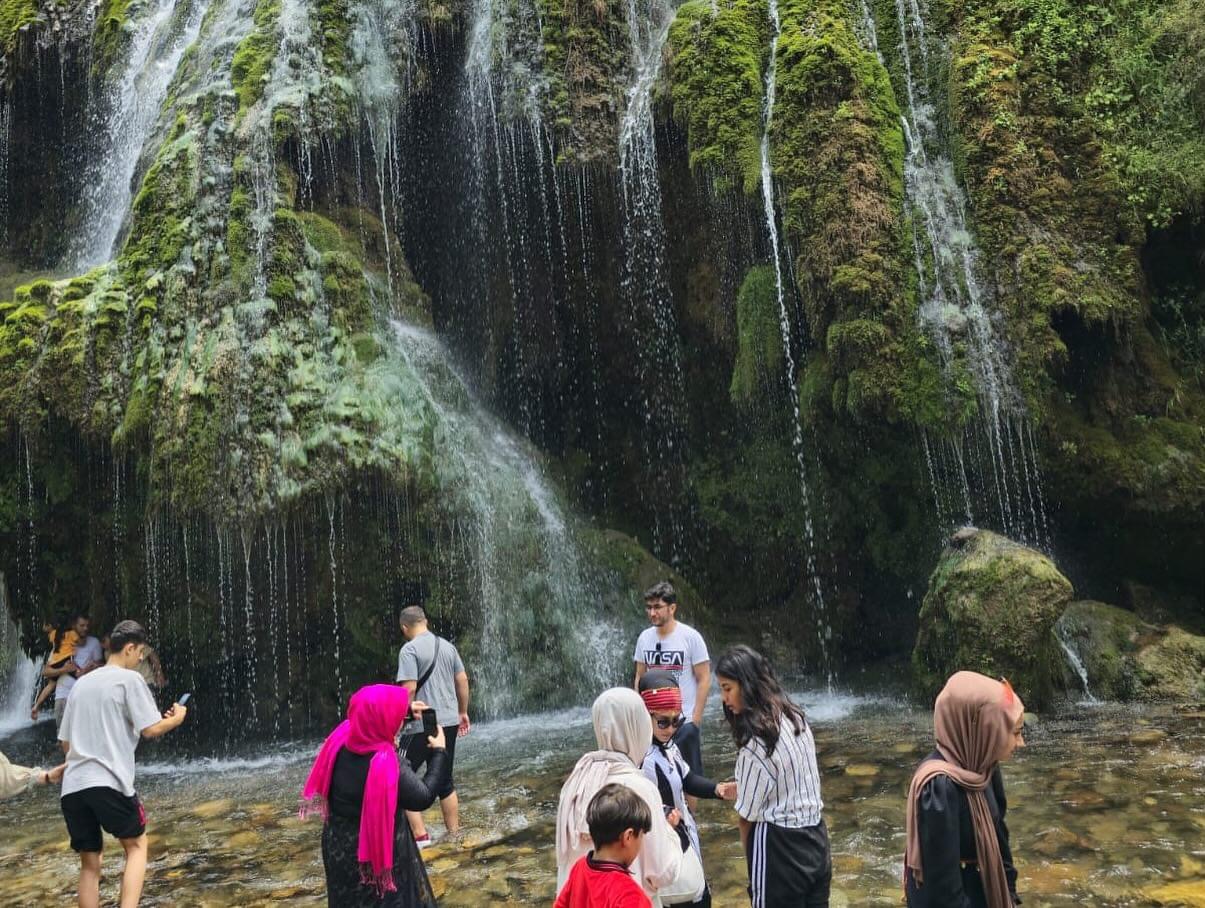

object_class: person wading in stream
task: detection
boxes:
[58,620,187,908]
[904,671,1026,908]
[396,603,470,848]
[717,645,830,907]
[302,684,447,907]
[633,582,711,800]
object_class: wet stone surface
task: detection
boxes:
[0,696,1202,906]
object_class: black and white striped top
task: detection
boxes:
[734,714,823,828]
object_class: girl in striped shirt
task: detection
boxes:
[716,645,831,907]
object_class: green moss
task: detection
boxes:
[666,0,768,194]
[231,0,282,113]
[536,0,629,163]
[729,265,784,406]
[91,0,132,77]
[0,0,38,56]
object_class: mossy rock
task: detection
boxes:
[1056,600,1157,700]
[1134,627,1205,703]
[913,528,1072,709]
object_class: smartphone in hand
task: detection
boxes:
[421,708,438,738]
[177,693,192,707]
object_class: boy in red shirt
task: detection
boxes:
[555,783,653,908]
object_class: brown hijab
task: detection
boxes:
[904,671,1025,908]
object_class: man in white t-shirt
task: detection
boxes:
[59,620,187,908]
[42,614,104,735]
[632,581,711,780]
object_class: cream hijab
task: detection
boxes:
[555,688,653,864]
[904,671,1025,908]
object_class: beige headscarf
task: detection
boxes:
[556,688,653,865]
[904,671,1024,908]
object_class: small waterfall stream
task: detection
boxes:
[757,0,829,673]
[68,0,210,269]
[617,0,688,562]
[387,320,618,716]
[883,0,1050,547]
[1055,624,1099,704]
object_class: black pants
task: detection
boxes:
[401,726,457,798]
[745,819,831,907]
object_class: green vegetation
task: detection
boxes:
[0,0,38,57]
[666,0,768,194]
[231,0,282,112]
[729,265,783,406]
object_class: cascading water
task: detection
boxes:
[757,0,830,675]
[617,0,688,562]
[67,0,210,269]
[0,598,41,737]
[881,0,1050,547]
[387,320,618,716]
[1055,622,1099,704]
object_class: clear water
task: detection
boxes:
[2,695,1201,905]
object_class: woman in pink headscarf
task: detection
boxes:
[302,684,448,906]
[904,671,1027,908]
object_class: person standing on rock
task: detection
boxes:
[903,671,1026,908]
[58,620,187,908]
[716,645,830,907]
[633,582,711,789]
[396,603,470,848]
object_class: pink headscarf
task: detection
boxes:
[301,684,411,894]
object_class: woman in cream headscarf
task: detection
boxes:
[904,671,1026,908]
[556,688,682,904]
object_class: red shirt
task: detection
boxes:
[554,853,651,908]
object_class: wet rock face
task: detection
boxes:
[912,528,1073,709]
[1058,600,1205,703]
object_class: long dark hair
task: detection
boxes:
[715,645,806,757]
[51,613,75,652]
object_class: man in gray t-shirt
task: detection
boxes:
[396,605,470,846]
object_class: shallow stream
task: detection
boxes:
[1,692,1202,906]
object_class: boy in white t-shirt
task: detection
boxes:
[59,620,187,908]
[632,581,711,781]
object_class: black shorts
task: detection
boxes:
[674,720,704,776]
[61,787,147,853]
[745,819,831,908]
[402,726,457,798]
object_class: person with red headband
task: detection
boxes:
[639,671,737,907]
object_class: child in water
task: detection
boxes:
[29,617,80,720]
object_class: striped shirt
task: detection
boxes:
[734,714,823,828]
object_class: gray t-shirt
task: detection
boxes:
[55,636,104,702]
[59,665,161,797]
[396,632,465,731]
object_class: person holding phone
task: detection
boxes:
[58,620,187,908]
[301,684,447,907]
[396,603,470,848]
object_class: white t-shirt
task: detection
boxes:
[633,622,710,719]
[735,715,823,828]
[59,665,162,797]
[55,636,104,701]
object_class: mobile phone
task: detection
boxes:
[177,693,192,707]
[421,708,438,738]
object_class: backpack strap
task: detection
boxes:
[415,635,442,694]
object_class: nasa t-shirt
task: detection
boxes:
[633,623,710,719]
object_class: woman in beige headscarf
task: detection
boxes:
[556,688,682,904]
[904,671,1026,908]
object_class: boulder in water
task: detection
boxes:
[912,529,1072,709]
[1057,600,1205,702]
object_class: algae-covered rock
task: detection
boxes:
[913,528,1072,708]
[1057,600,1205,702]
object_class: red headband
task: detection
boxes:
[641,687,682,713]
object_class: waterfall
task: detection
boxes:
[617,0,688,561]
[68,0,210,270]
[757,0,829,674]
[387,320,618,717]
[1055,624,1099,704]
[882,0,1050,547]
[0,596,41,738]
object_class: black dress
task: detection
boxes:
[905,752,1020,908]
[322,745,449,907]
